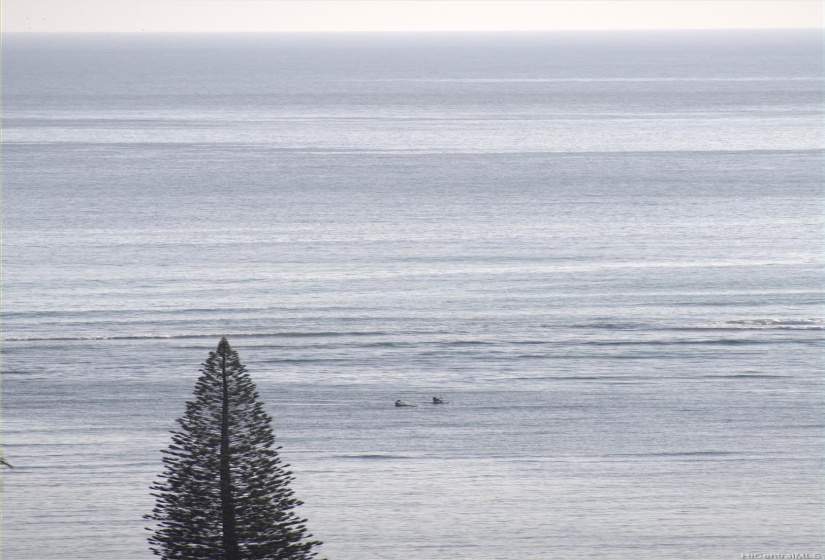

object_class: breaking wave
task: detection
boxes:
[721,318,822,329]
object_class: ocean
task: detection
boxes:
[1,30,822,559]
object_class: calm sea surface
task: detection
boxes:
[1,31,823,559]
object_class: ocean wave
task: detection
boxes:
[336,454,414,460]
[0,330,389,343]
[508,375,644,381]
[611,451,743,459]
[670,318,824,332]
[569,322,650,330]
[722,318,823,329]
[577,318,823,332]
[439,340,497,347]
[583,338,781,346]
[702,374,787,380]
[362,76,823,84]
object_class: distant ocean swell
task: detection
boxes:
[3,318,821,343]
[0,330,391,342]
[574,318,823,331]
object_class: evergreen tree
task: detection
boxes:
[147,337,322,560]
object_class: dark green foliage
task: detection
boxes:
[147,338,322,560]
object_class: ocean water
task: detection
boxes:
[1,31,822,559]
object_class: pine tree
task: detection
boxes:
[146,337,323,560]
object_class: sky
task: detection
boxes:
[1,0,822,33]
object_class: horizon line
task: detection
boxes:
[4,27,822,33]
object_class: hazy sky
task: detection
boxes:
[2,1,821,33]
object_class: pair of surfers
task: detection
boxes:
[395,396,445,407]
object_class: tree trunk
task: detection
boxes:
[220,350,240,560]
